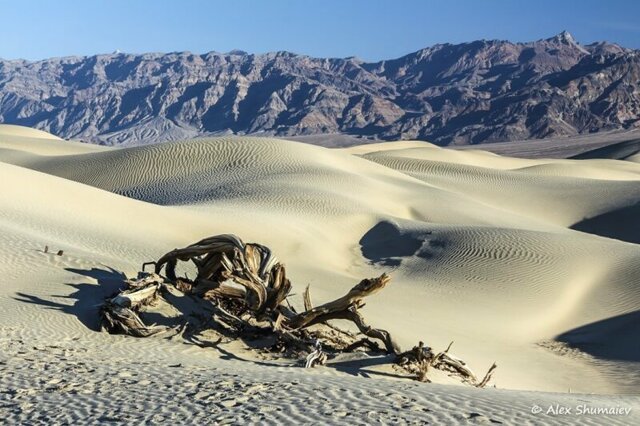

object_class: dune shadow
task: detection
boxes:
[359,221,424,266]
[569,138,640,160]
[556,310,640,362]
[14,266,127,331]
[570,203,640,245]
[359,220,444,266]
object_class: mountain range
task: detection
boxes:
[0,31,638,146]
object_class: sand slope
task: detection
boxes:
[1,126,639,422]
[358,145,640,226]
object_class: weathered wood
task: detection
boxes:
[342,338,383,352]
[286,274,390,330]
[101,303,165,337]
[195,279,246,299]
[101,234,496,388]
[153,235,288,315]
[344,305,401,355]
[304,340,327,368]
[112,275,162,308]
[126,272,164,288]
[141,261,157,273]
[275,274,401,355]
[303,285,312,312]
[438,352,477,382]
[264,264,291,312]
[477,362,498,388]
[415,342,430,382]
[273,312,285,331]
[101,274,166,336]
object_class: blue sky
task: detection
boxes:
[1,0,639,61]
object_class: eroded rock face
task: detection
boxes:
[1,32,638,146]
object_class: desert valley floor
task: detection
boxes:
[0,124,639,424]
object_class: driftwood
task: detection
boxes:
[101,234,497,387]
[101,273,168,337]
[395,341,497,387]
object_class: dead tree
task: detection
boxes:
[102,234,496,387]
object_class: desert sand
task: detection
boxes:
[1,123,639,424]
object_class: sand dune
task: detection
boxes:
[0,124,64,140]
[0,124,108,155]
[1,125,639,422]
[360,145,640,227]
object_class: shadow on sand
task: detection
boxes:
[570,202,640,245]
[328,353,410,380]
[359,221,431,267]
[14,266,127,331]
[556,310,640,362]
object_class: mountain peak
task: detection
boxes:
[558,30,575,43]
[543,31,590,54]
[548,30,577,45]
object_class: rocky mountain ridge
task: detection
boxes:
[1,31,638,145]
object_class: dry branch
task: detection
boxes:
[101,273,166,337]
[303,285,312,312]
[286,274,391,328]
[478,362,498,388]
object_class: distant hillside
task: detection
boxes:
[0,31,638,146]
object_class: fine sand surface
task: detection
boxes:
[1,124,640,423]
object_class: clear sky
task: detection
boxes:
[1,0,639,61]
